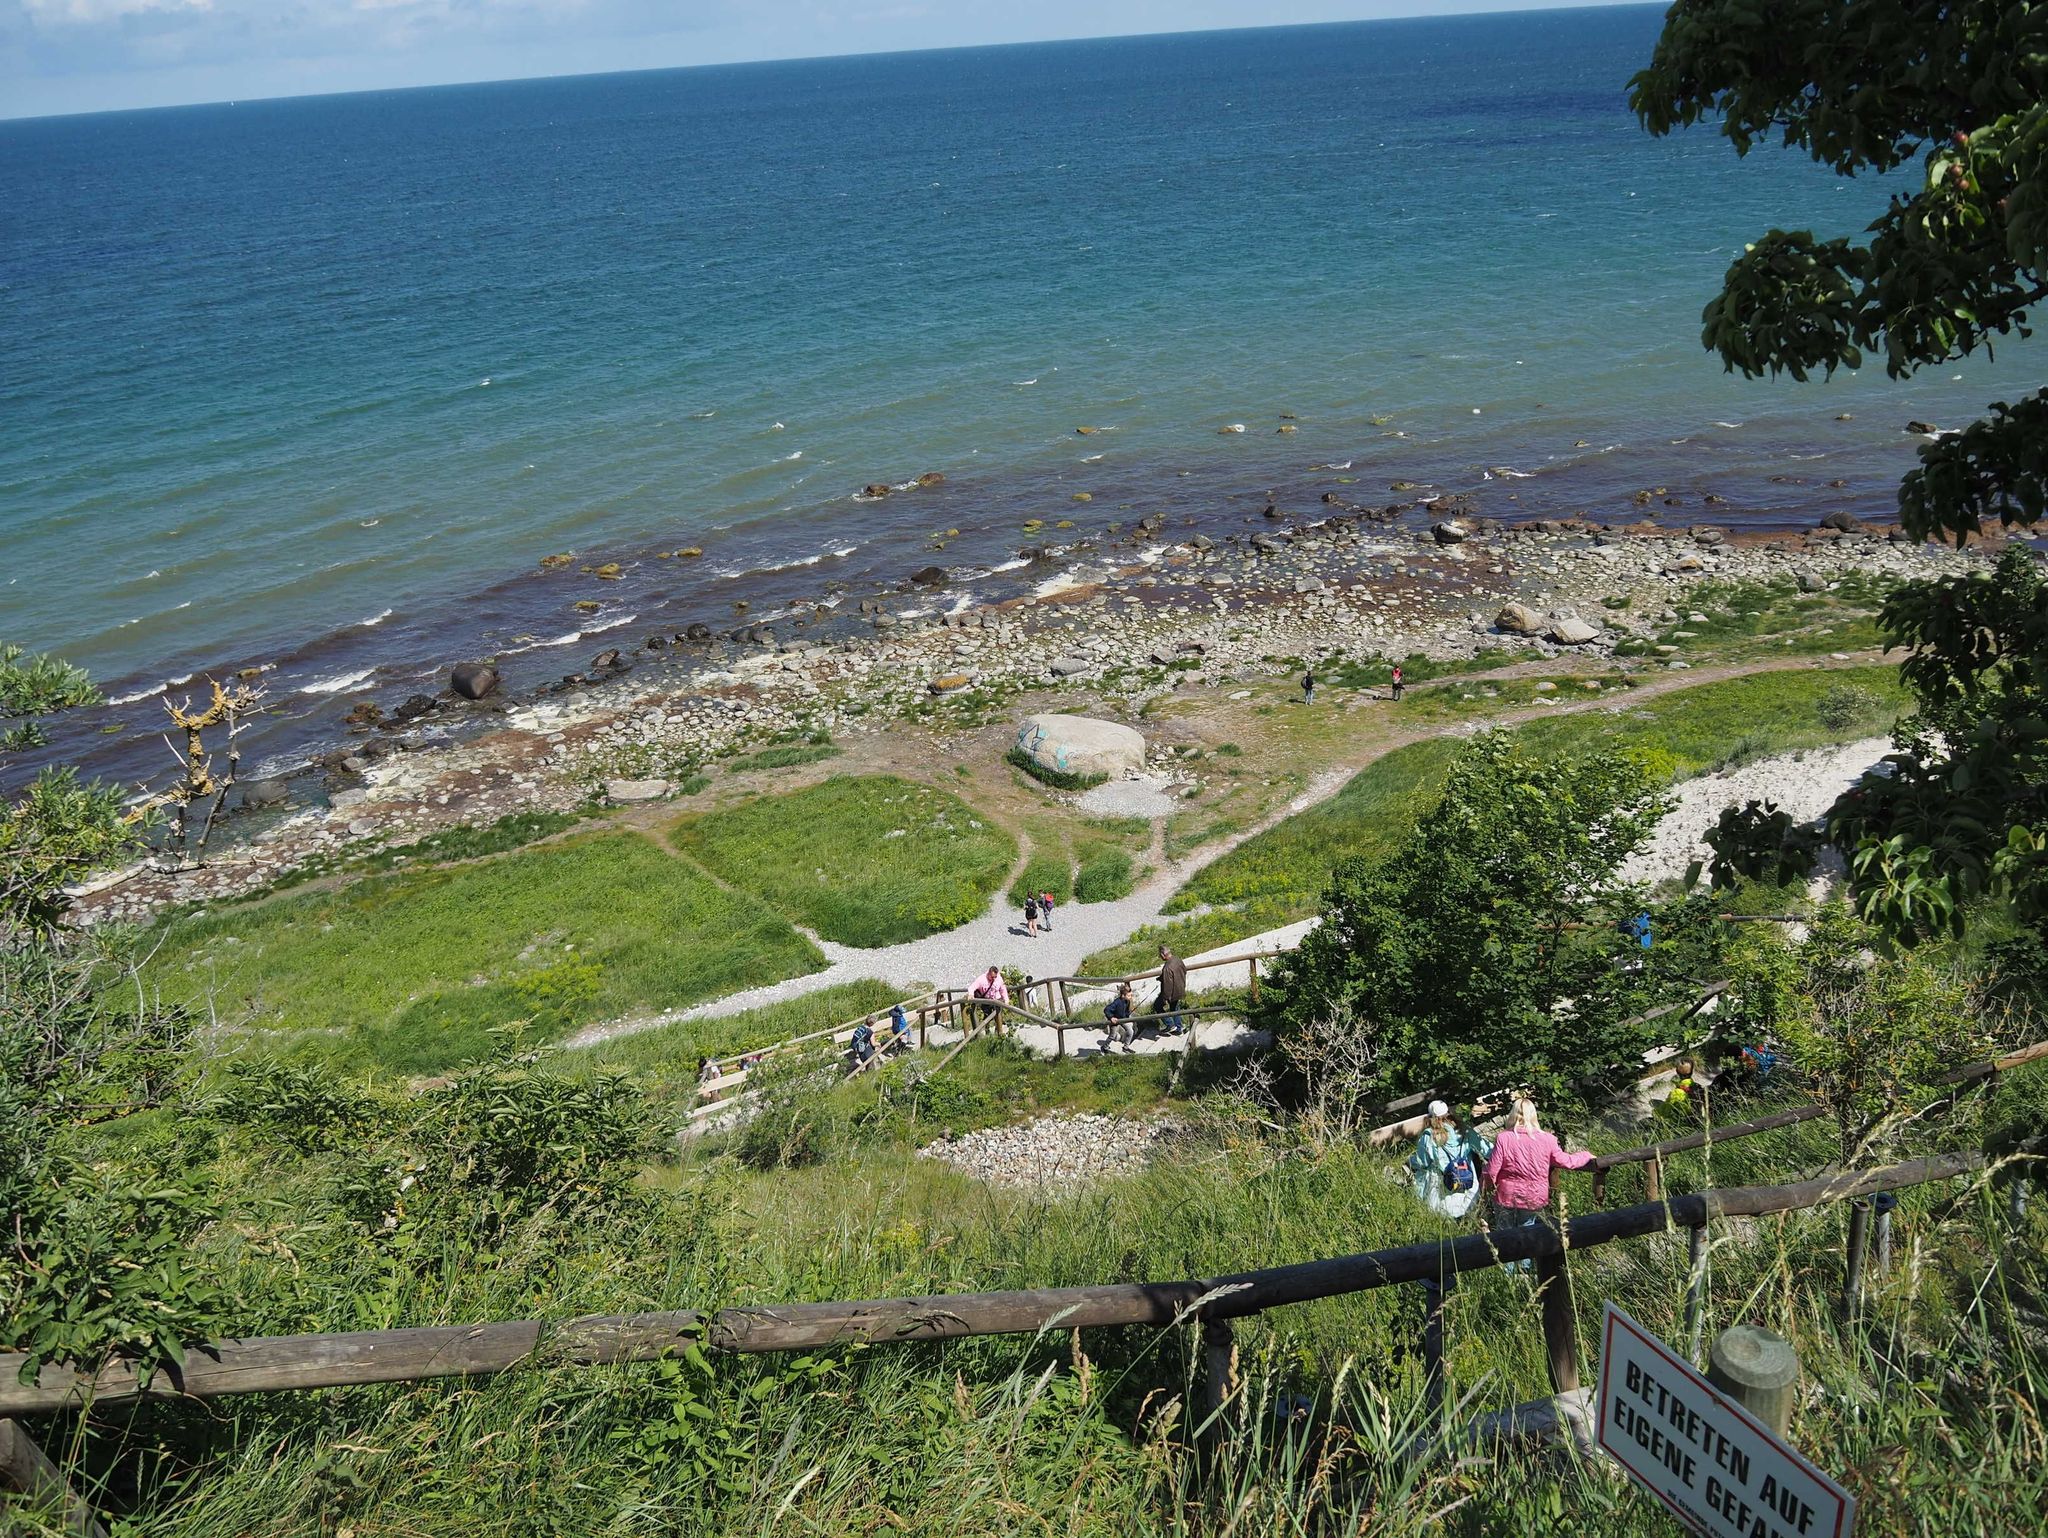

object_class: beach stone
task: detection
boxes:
[1250,533,1283,554]
[1819,510,1863,532]
[1431,520,1470,545]
[1690,525,1728,545]
[1665,554,1704,574]
[1187,534,1214,552]
[450,663,500,701]
[916,472,945,487]
[929,674,972,694]
[909,565,948,587]
[590,648,623,670]
[606,778,669,803]
[1798,570,1826,593]
[1496,601,1543,635]
[1549,618,1600,645]
[1015,713,1146,781]
[1294,575,1325,594]
[392,693,436,723]
[238,778,289,811]
[863,483,893,498]
[1049,656,1095,678]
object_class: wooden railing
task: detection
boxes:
[0,1148,1997,1419]
[1017,946,1290,1016]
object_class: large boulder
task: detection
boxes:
[1496,601,1544,635]
[1549,617,1600,645]
[1015,714,1146,782]
[450,662,499,701]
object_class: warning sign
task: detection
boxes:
[1597,1304,1856,1538]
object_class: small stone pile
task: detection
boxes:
[919,1112,1184,1190]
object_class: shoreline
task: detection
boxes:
[68,505,1989,929]
[10,401,1957,799]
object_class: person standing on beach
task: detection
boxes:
[1155,944,1189,1036]
[1483,1098,1594,1270]
[1023,891,1041,938]
[1302,667,1316,705]
[1390,664,1404,701]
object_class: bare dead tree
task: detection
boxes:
[144,678,265,870]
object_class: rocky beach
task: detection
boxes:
[69,497,1987,928]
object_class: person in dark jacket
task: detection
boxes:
[1102,982,1136,1051]
[1302,669,1316,705]
[1155,944,1189,1035]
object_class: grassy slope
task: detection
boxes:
[152,832,824,1074]
[131,1046,2047,1536]
[672,774,1016,946]
[1083,665,1907,973]
[1006,814,1151,908]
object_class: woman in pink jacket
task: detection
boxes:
[1484,1098,1595,1262]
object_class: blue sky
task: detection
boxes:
[0,1,1646,120]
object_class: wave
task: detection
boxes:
[1713,421,1744,429]
[358,608,395,627]
[711,544,860,579]
[503,630,585,655]
[1314,460,1353,471]
[781,451,803,462]
[583,612,638,635]
[299,668,376,695]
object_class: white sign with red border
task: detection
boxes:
[1596,1303,1856,1538]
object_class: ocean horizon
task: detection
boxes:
[2,2,2038,789]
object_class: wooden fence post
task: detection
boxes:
[1644,1155,1663,1204]
[1248,956,1260,1004]
[1872,1190,1897,1276]
[1841,1199,1871,1322]
[1705,1326,1800,1438]
[1420,1277,1451,1417]
[1534,1251,1580,1396]
[0,1418,107,1537]
[1202,1317,1238,1431]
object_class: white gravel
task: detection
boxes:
[1621,736,1891,888]
[1077,773,1183,819]
[919,1112,1186,1189]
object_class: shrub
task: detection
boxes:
[2,768,145,937]
[1006,746,1107,792]
[0,642,102,717]
[1816,682,1885,732]
[1074,848,1136,903]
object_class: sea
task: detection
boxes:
[1,3,2037,792]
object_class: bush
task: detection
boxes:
[0,642,102,717]
[2,768,144,937]
[1006,746,1107,792]
[1816,682,1885,732]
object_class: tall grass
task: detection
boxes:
[673,776,1017,946]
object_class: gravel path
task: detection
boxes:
[1620,736,1890,888]
[565,731,1888,1054]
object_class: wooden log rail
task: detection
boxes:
[1018,947,1291,1016]
[0,1149,1987,1417]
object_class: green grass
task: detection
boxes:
[567,978,910,1101]
[673,775,1017,946]
[151,832,825,1075]
[1010,815,1151,907]
[722,743,841,774]
[1109,666,1911,969]
[1610,571,1895,661]
[254,809,587,896]
[1006,745,1107,791]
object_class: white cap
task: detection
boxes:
[1427,1099,1450,1119]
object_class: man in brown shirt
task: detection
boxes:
[1156,944,1189,1036]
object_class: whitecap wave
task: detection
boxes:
[583,612,638,635]
[782,451,803,462]
[358,608,394,627]
[503,630,584,654]
[107,683,166,706]
[1713,420,1743,429]
[299,668,376,696]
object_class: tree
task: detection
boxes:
[1263,733,1672,1107]
[1633,4,2048,942]
[0,767,145,940]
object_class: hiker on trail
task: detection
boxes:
[969,965,1009,1028]
[1302,668,1316,705]
[889,1002,913,1051]
[850,1016,876,1068]
[1039,891,1056,934]
[1102,982,1136,1051]
[1023,891,1041,938]
[696,1057,720,1088]
[1484,1098,1595,1271]
[1390,664,1404,701]
[1408,1100,1492,1221]
[1154,944,1189,1036]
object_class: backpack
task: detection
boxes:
[1443,1151,1476,1193]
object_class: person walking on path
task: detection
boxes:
[1154,944,1189,1036]
[849,1016,876,1069]
[1102,982,1135,1051]
[1484,1098,1595,1270]
[969,965,1010,1030]
[1407,1100,1493,1221]
[1023,891,1041,938]
[888,1001,913,1052]
[1039,891,1056,934]
[1302,668,1316,705]
[1389,664,1404,702]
